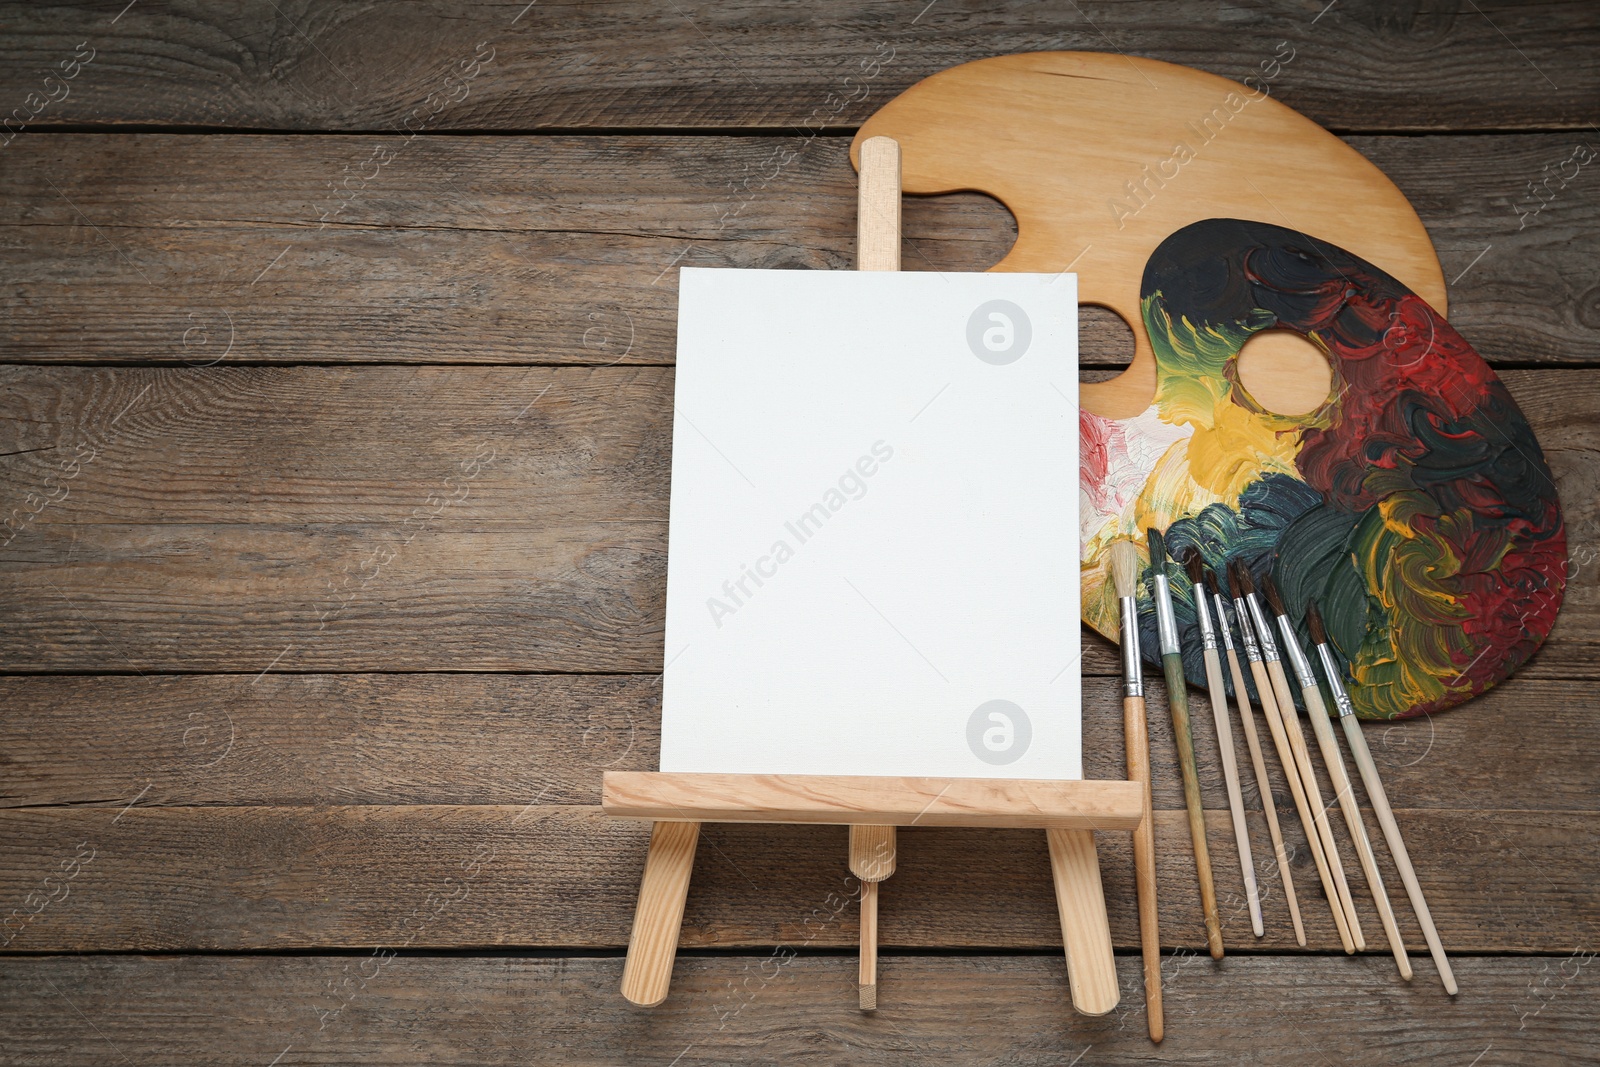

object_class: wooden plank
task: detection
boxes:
[0,133,1594,367]
[0,954,1594,1065]
[1,1,1596,133]
[601,773,1145,830]
[1,365,1595,674]
[2,673,1595,814]
[0,134,1023,363]
[0,673,661,808]
[0,365,669,673]
[0,804,1592,953]
[1350,134,1600,367]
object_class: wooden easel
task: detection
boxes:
[605,771,1143,1013]
[607,137,1142,1017]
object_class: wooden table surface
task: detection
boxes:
[2,2,1597,1063]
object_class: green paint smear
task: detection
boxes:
[1271,503,1371,681]
[1346,496,1477,718]
[1144,298,1254,425]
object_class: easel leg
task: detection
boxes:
[621,820,700,1007]
[1046,828,1120,1017]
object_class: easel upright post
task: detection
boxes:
[851,133,903,1012]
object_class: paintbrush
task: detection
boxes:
[1238,564,1363,948]
[1228,560,1357,953]
[1208,566,1304,946]
[1147,528,1224,959]
[1307,599,1458,994]
[1110,539,1163,1041]
[1184,549,1262,937]
[1264,577,1409,977]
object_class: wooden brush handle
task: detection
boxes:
[1202,647,1262,938]
[1265,657,1364,950]
[1301,686,1411,979]
[1123,694,1163,1042]
[1162,653,1223,959]
[1248,657,1354,953]
[1341,716,1458,995]
[1226,647,1305,946]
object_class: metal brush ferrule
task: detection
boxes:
[1118,596,1143,697]
[1212,594,1236,652]
[1152,573,1181,656]
[1245,594,1279,662]
[1193,584,1218,651]
[1233,597,1262,662]
[1277,616,1317,690]
[1316,642,1356,718]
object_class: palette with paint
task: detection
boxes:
[852,53,1566,719]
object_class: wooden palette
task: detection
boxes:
[852,51,1447,421]
[851,53,1566,719]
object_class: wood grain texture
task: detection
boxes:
[855,134,901,273]
[848,825,895,881]
[857,878,877,1010]
[1,804,1591,954]
[849,136,899,940]
[618,819,698,1007]
[3,669,1598,815]
[1200,645,1260,936]
[0,955,1593,1066]
[3,366,1593,674]
[603,773,1143,830]
[852,51,1447,420]
[1302,683,1411,976]
[1264,655,1363,947]
[1120,691,1162,1039]
[1341,714,1458,996]
[1,1,1596,133]
[0,134,1594,367]
[0,365,670,673]
[1046,827,1119,1017]
[1158,653,1222,957]
[1225,645,1305,945]
[0,7,1594,1062]
[1246,650,1356,951]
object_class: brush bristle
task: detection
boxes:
[1204,568,1221,598]
[1233,559,1257,597]
[1145,527,1166,564]
[1225,559,1243,599]
[1305,598,1329,646]
[1109,539,1140,600]
[1262,573,1287,616]
[1182,548,1204,584]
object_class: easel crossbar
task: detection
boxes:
[602,772,1144,830]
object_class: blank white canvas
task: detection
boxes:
[662,267,1081,780]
